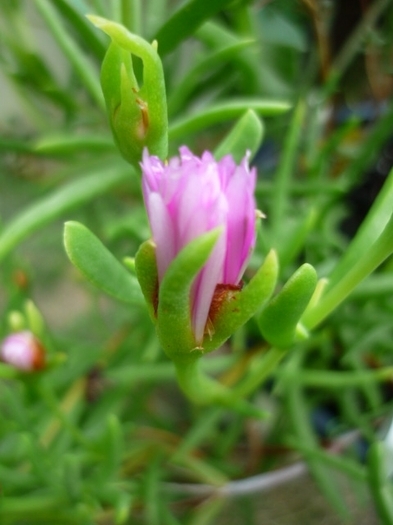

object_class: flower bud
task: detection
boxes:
[140,146,257,345]
[88,16,168,165]
[0,331,45,371]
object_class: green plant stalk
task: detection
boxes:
[171,407,222,460]
[286,438,366,482]
[283,352,349,518]
[106,356,235,385]
[234,346,286,398]
[174,357,264,418]
[303,213,393,329]
[35,0,105,109]
[367,442,393,525]
[344,354,382,411]
[0,495,68,521]
[286,367,393,388]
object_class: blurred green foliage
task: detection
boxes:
[1,1,393,524]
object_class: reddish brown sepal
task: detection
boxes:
[31,339,46,371]
[207,283,243,326]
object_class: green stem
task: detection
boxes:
[285,367,393,389]
[303,213,393,329]
[234,346,286,397]
[174,357,264,418]
[283,351,349,517]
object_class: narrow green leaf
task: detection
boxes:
[303,213,393,330]
[284,355,350,519]
[64,221,143,305]
[328,163,393,289]
[214,109,264,162]
[51,0,107,60]
[152,0,235,56]
[62,454,82,502]
[270,100,306,238]
[196,21,260,93]
[168,39,255,115]
[169,99,291,140]
[143,458,162,525]
[0,163,131,262]
[35,0,104,109]
[34,133,115,155]
[99,414,124,480]
[186,494,225,525]
[368,442,393,525]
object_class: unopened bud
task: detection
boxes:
[0,331,45,372]
[88,16,168,166]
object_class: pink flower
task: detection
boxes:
[0,331,45,371]
[141,147,257,343]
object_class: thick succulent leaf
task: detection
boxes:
[157,229,221,359]
[134,240,158,321]
[203,250,279,353]
[258,263,317,348]
[64,221,143,305]
[214,109,264,162]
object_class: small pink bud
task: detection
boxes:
[0,331,45,371]
[141,146,257,343]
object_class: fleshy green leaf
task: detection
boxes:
[203,249,279,353]
[157,229,221,359]
[214,109,264,162]
[258,263,317,348]
[134,240,158,320]
[64,221,143,305]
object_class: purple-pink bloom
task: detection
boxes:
[141,146,257,343]
[0,331,45,371]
